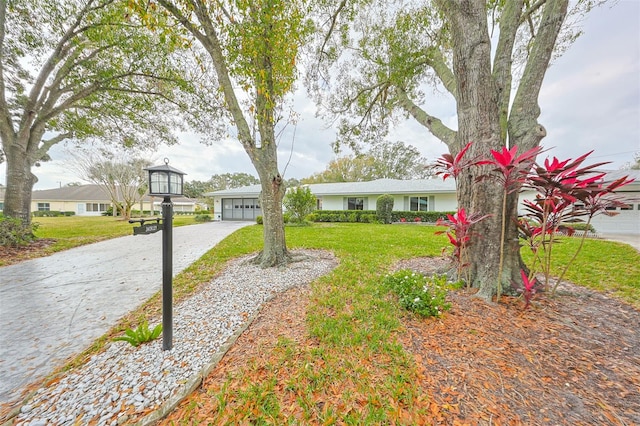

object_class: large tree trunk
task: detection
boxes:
[441,0,523,300]
[251,144,289,268]
[3,140,38,226]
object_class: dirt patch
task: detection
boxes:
[161,256,640,425]
[0,239,56,266]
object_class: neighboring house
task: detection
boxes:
[206,171,640,235]
[27,184,198,216]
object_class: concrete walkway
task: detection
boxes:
[0,221,251,406]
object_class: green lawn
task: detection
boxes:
[164,223,639,423]
[31,215,199,255]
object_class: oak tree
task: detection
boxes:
[309,0,608,299]
[0,0,187,226]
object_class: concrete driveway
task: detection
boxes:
[0,221,251,406]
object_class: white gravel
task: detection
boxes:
[14,250,337,426]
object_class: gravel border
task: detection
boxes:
[9,250,337,426]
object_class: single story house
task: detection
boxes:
[206,170,640,235]
[0,184,198,216]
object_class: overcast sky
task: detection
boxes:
[4,0,639,190]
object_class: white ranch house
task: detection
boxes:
[206,170,640,235]
[0,184,198,216]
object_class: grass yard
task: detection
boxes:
[155,223,639,424]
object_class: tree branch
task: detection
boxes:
[510,0,568,150]
[492,0,524,143]
[395,87,456,148]
[0,0,14,143]
[426,47,457,99]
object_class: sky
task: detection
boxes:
[4,0,639,190]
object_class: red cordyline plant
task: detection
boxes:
[436,208,491,285]
[519,152,634,296]
[433,141,477,182]
[514,269,538,310]
[477,145,544,300]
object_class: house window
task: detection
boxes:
[347,197,364,210]
[37,203,50,211]
[410,196,429,211]
[86,203,109,212]
[620,204,632,211]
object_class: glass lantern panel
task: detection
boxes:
[169,173,182,195]
[150,172,169,194]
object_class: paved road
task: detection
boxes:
[0,221,251,406]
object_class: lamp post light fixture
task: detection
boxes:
[140,158,186,351]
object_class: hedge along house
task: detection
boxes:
[206,178,458,221]
[27,184,198,216]
[206,171,640,235]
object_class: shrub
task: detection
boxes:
[283,186,316,223]
[383,270,459,318]
[562,222,596,233]
[376,194,395,224]
[256,215,263,225]
[0,217,39,247]
[194,214,211,223]
[391,211,455,223]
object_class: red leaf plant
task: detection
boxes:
[436,208,491,284]
[433,142,478,182]
[512,269,538,310]
[519,151,634,294]
[475,145,543,300]
[477,145,544,193]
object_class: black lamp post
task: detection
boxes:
[144,158,186,350]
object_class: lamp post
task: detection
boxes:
[144,158,186,351]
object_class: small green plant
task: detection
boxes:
[113,321,162,347]
[256,215,263,224]
[383,269,459,318]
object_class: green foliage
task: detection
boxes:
[392,211,454,223]
[194,214,212,223]
[310,210,453,224]
[562,223,596,233]
[0,217,39,247]
[382,270,458,318]
[256,215,263,225]
[283,186,316,223]
[302,142,433,183]
[376,194,395,224]
[32,211,75,217]
[113,321,162,347]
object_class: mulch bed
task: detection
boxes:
[162,256,640,425]
[0,239,57,266]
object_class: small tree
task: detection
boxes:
[376,194,395,224]
[283,186,316,223]
[69,149,151,220]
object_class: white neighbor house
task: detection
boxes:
[206,171,640,235]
